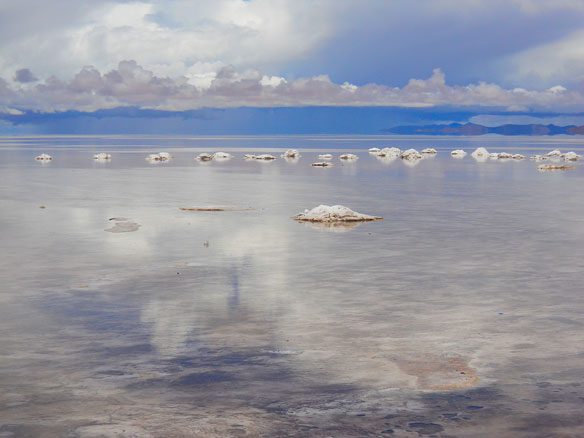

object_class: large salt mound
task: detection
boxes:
[471,147,489,160]
[293,205,382,222]
[282,149,301,158]
[401,149,422,160]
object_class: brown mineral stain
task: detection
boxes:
[394,354,479,390]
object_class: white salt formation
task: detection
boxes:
[244,154,276,160]
[563,151,581,161]
[530,155,548,161]
[311,162,334,167]
[146,152,172,162]
[546,149,562,157]
[105,218,141,233]
[213,152,232,159]
[421,148,438,154]
[339,153,358,160]
[537,164,574,171]
[512,154,526,160]
[93,153,111,160]
[376,147,401,157]
[497,152,513,159]
[196,153,213,161]
[318,154,333,160]
[400,149,423,160]
[471,147,489,158]
[35,154,52,161]
[281,149,301,158]
[368,147,380,153]
[293,205,382,222]
[451,149,467,157]
[489,153,499,160]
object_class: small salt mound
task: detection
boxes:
[377,147,401,157]
[546,149,562,157]
[401,149,422,160]
[537,164,574,171]
[213,152,232,159]
[368,147,380,153]
[196,153,213,161]
[35,153,52,161]
[244,154,276,160]
[339,153,358,160]
[105,218,141,233]
[530,155,548,161]
[93,153,111,160]
[421,148,437,154]
[293,205,382,222]
[471,147,489,158]
[318,154,333,160]
[282,149,301,158]
[564,151,581,161]
[146,152,172,162]
[497,152,513,159]
[311,162,334,167]
[512,154,526,160]
[451,149,467,157]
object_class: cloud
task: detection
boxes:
[13,68,38,83]
[1,62,583,114]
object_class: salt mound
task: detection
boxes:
[105,218,141,233]
[35,153,52,161]
[93,153,111,160]
[282,149,301,158]
[146,152,172,162]
[339,153,358,160]
[401,149,422,160]
[512,154,526,160]
[471,147,489,159]
[244,154,276,160]
[530,155,548,161]
[311,162,334,167]
[564,151,581,161]
[368,147,380,153]
[537,164,574,171]
[196,153,213,161]
[293,205,382,222]
[546,149,562,157]
[497,152,513,159]
[377,147,401,157]
[318,154,333,160]
[451,150,467,157]
[213,152,232,160]
[421,148,437,154]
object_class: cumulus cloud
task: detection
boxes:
[13,68,38,83]
[1,62,583,114]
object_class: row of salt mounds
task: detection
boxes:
[293,205,382,222]
[281,149,301,158]
[531,150,581,162]
[146,152,173,162]
[93,153,111,160]
[244,154,276,160]
[35,153,52,160]
[339,153,358,160]
[318,153,333,160]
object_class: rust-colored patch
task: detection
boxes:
[394,354,479,390]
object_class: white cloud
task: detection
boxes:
[1,62,583,113]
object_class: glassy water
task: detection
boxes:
[0,136,583,437]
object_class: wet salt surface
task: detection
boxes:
[0,135,583,437]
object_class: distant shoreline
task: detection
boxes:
[384,122,584,136]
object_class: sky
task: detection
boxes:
[1,0,584,134]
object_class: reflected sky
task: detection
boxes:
[0,136,583,437]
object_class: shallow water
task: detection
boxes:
[0,136,583,437]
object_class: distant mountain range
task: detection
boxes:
[384,123,584,136]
